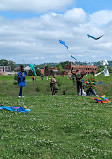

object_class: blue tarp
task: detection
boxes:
[0,106,32,113]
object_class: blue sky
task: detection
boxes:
[1,0,112,18]
[76,0,112,13]
[0,0,112,64]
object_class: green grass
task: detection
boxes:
[0,75,112,158]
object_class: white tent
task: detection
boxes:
[24,66,30,74]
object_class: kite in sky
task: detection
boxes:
[59,40,77,61]
[71,55,77,61]
[59,40,68,49]
[30,64,37,76]
[87,34,103,40]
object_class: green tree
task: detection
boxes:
[97,65,104,73]
[36,69,41,76]
[8,60,16,70]
[57,64,64,75]
[49,69,54,76]
[57,61,70,69]
[44,65,49,76]
[0,59,16,70]
[0,59,8,66]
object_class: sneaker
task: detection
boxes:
[18,96,21,98]
[22,96,25,97]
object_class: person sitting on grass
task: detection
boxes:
[86,85,97,96]
[85,79,97,96]
[18,65,26,97]
[50,75,58,95]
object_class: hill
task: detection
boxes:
[0,75,112,158]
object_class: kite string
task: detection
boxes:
[95,86,103,96]
[59,39,77,62]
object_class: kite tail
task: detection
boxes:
[66,45,68,49]
[71,55,77,61]
[30,64,37,76]
[99,87,103,96]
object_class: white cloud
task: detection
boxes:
[90,10,112,26]
[64,8,87,24]
[33,57,39,60]
[96,42,112,50]
[0,0,74,12]
[0,8,112,63]
[78,54,84,57]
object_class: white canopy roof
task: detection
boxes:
[24,66,30,71]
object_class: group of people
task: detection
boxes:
[17,65,97,97]
[71,68,97,96]
[49,68,97,96]
[17,66,59,97]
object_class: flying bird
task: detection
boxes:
[87,34,103,40]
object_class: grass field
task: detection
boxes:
[0,75,112,159]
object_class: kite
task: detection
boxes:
[59,40,77,61]
[97,81,104,85]
[91,95,112,103]
[81,79,104,96]
[71,55,77,61]
[59,40,68,49]
[30,64,37,76]
[0,106,32,113]
[81,79,104,85]
[87,34,103,40]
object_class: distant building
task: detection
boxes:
[0,66,15,75]
[39,68,45,75]
[39,67,58,75]
[64,62,98,75]
[49,67,58,74]
[0,66,11,72]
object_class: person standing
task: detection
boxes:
[71,69,86,95]
[50,75,58,95]
[32,76,36,81]
[18,65,26,97]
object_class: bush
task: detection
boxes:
[13,74,18,85]
[35,85,40,92]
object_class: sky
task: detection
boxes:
[0,0,112,64]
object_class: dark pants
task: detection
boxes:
[50,83,58,95]
[41,76,44,80]
[77,81,82,95]
[19,87,23,96]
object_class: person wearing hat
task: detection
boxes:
[18,65,26,97]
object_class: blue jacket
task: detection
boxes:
[18,72,26,87]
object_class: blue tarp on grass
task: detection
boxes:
[0,106,32,113]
